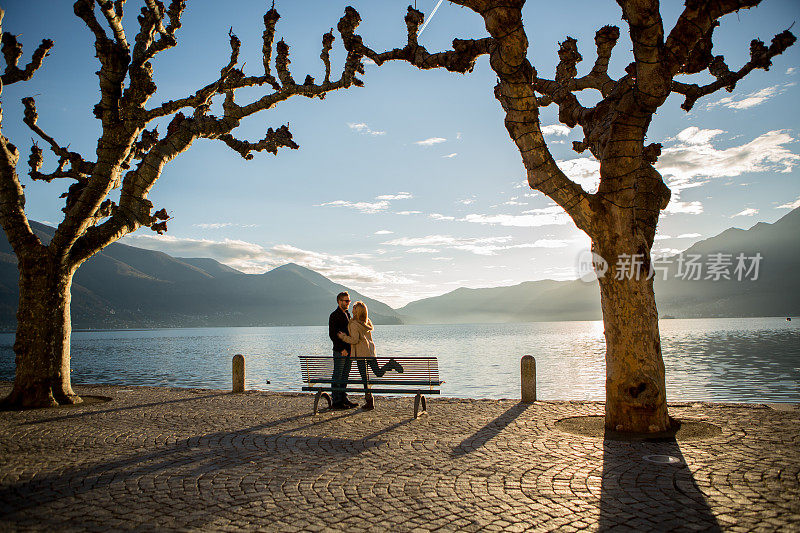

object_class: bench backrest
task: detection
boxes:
[299,356,442,392]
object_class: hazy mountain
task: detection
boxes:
[399,208,800,323]
[655,206,800,318]
[0,222,401,329]
[1,208,797,329]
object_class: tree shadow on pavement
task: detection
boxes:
[451,402,530,457]
[0,408,413,531]
[598,436,721,531]
[18,393,226,424]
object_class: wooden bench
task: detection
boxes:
[299,355,442,418]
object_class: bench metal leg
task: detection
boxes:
[313,391,331,415]
[414,393,427,419]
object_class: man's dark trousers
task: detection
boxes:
[329,306,352,405]
[331,350,352,405]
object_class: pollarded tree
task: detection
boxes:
[352,1,795,432]
[0,1,371,408]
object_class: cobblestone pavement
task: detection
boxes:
[1,383,798,532]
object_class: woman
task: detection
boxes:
[338,301,403,410]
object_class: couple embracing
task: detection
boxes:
[328,291,403,410]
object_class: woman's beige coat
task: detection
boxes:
[339,318,376,358]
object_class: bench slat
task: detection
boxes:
[303,387,441,395]
[299,355,442,403]
[304,379,443,386]
[300,355,440,385]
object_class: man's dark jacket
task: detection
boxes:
[329,307,351,353]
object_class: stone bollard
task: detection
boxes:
[232,354,245,393]
[521,355,536,403]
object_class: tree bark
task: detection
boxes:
[594,234,668,433]
[2,256,80,408]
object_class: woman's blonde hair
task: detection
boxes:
[352,301,368,323]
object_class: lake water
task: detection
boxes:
[0,317,798,403]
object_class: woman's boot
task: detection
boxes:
[362,392,375,410]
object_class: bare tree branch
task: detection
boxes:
[574,25,621,97]
[663,0,761,77]
[66,4,374,265]
[218,125,299,160]
[260,7,281,90]
[371,7,493,73]
[21,97,95,181]
[97,0,129,48]
[0,33,54,87]
[0,7,54,256]
[672,29,796,111]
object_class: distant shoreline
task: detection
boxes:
[0,314,796,335]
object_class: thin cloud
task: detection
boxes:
[122,235,269,264]
[528,239,573,248]
[442,153,458,158]
[653,247,683,256]
[194,222,259,229]
[429,213,456,221]
[541,124,571,136]
[317,200,390,214]
[777,196,800,209]
[731,208,759,217]
[348,122,386,135]
[464,205,570,227]
[674,127,724,145]
[654,232,702,240]
[707,84,791,110]
[194,222,233,229]
[375,192,413,200]
[384,235,510,247]
[382,234,573,256]
[319,192,412,214]
[384,235,511,256]
[406,248,439,254]
[415,137,446,146]
[558,157,600,194]
[122,234,413,291]
[374,230,394,235]
[656,128,800,194]
[665,200,704,215]
[396,210,422,215]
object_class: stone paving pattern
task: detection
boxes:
[0,383,798,532]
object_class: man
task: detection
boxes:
[329,292,357,409]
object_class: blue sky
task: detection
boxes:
[2,1,799,307]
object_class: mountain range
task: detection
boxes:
[0,207,797,329]
[0,222,401,330]
[398,207,800,323]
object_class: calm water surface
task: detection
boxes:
[0,318,797,402]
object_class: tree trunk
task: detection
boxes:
[595,237,669,433]
[2,256,80,408]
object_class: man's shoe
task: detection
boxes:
[330,403,349,410]
[343,399,359,408]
